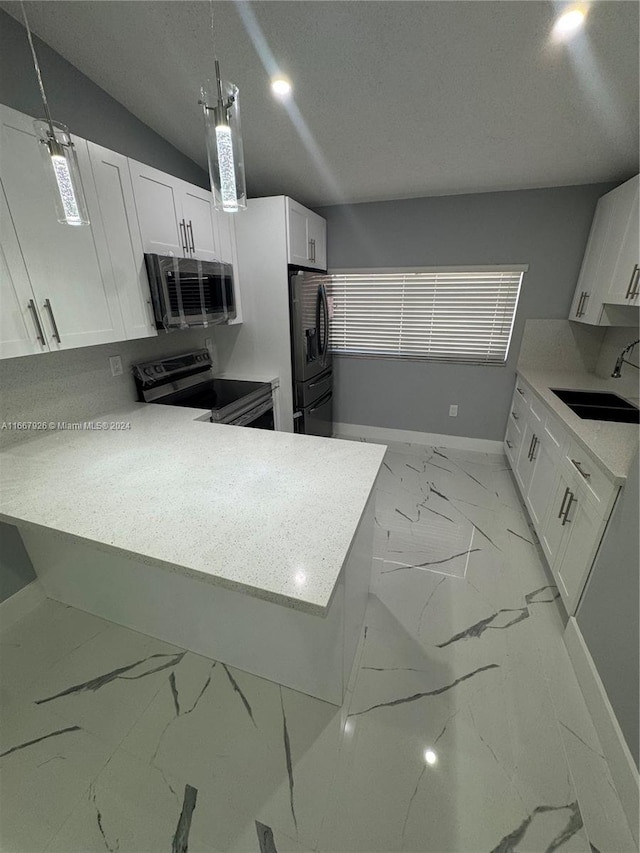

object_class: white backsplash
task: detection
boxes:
[595,324,640,401]
[0,329,209,447]
[517,318,640,401]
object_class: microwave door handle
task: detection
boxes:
[173,256,187,328]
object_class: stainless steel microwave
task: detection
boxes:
[144,254,236,330]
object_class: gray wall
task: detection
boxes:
[0,10,211,601]
[316,183,613,440]
[577,452,640,768]
[0,9,207,187]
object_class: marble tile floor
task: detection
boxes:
[0,441,636,853]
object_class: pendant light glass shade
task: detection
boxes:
[201,74,247,213]
[34,120,90,226]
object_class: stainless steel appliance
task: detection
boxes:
[144,254,236,331]
[133,350,274,429]
[290,269,332,437]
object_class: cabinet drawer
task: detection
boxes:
[565,440,616,511]
[509,395,526,434]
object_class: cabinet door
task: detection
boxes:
[129,160,185,256]
[556,491,605,614]
[514,421,536,493]
[526,433,559,532]
[504,417,521,468]
[181,184,219,262]
[0,106,125,351]
[86,143,156,341]
[0,182,48,358]
[308,210,327,270]
[540,471,573,567]
[569,195,612,324]
[286,198,311,266]
[607,177,639,305]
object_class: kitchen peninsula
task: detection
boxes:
[0,404,385,705]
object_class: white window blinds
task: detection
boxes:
[326,267,526,364]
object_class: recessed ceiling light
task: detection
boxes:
[552,7,587,41]
[424,749,438,766]
[271,77,292,97]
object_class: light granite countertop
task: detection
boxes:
[517,367,639,482]
[0,404,385,615]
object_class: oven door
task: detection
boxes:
[226,397,275,430]
[145,254,236,330]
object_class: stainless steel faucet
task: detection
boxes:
[612,338,640,378]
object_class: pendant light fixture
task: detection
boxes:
[199,4,246,213]
[21,2,89,226]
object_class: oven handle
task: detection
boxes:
[224,397,273,427]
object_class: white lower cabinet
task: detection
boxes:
[505,376,618,615]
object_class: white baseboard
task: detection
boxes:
[0,580,46,631]
[333,422,504,454]
[564,617,639,845]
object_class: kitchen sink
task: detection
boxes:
[551,389,640,423]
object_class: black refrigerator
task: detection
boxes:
[289,269,333,437]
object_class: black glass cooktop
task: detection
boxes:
[156,379,269,412]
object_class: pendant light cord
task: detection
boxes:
[209,0,224,104]
[20,1,56,136]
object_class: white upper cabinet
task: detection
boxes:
[129,161,185,256]
[0,105,125,352]
[285,197,327,270]
[0,183,47,358]
[607,177,639,305]
[85,142,156,341]
[570,175,639,324]
[130,160,221,262]
[181,183,220,262]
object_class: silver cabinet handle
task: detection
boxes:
[308,238,313,261]
[526,434,536,461]
[529,435,539,461]
[179,220,188,255]
[308,238,316,263]
[505,439,513,449]
[628,264,640,300]
[575,292,585,317]
[511,411,519,421]
[516,387,525,397]
[187,220,195,253]
[562,491,576,525]
[27,299,46,345]
[558,486,571,519]
[625,264,639,299]
[43,298,61,343]
[576,291,590,317]
[570,458,591,480]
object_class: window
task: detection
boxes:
[326,266,526,364]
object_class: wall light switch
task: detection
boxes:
[109,356,123,377]
[449,404,458,417]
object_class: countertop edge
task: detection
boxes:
[516,368,637,483]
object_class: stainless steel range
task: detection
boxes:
[133,350,274,429]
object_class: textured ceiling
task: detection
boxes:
[3,1,639,207]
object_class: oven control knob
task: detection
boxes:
[144,367,154,376]
[155,366,163,373]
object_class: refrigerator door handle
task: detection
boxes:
[309,390,332,415]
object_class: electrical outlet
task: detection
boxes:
[449,404,458,417]
[109,356,123,377]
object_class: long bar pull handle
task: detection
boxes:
[187,220,195,253]
[625,264,639,299]
[575,292,585,317]
[308,238,313,262]
[628,264,640,300]
[561,491,576,526]
[529,435,539,461]
[527,435,536,461]
[179,220,188,255]
[27,299,46,345]
[43,298,61,343]
[570,458,591,480]
[558,486,571,519]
